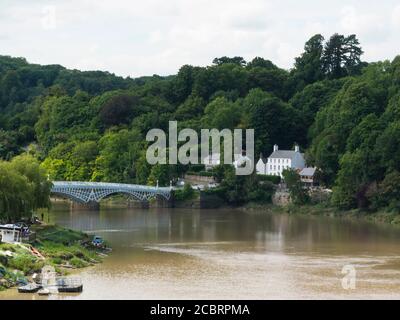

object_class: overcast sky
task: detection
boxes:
[1,0,399,78]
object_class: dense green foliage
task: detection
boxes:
[208,165,275,205]
[1,33,400,212]
[282,169,310,205]
[0,155,51,221]
[174,183,197,201]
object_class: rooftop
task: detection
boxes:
[299,167,316,176]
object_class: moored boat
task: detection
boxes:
[57,277,83,293]
[38,288,50,296]
[18,283,42,293]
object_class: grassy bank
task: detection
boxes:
[0,224,107,291]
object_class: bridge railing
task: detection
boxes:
[52,181,171,191]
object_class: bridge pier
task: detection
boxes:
[70,201,100,211]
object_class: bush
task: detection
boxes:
[8,254,44,275]
[174,183,197,201]
[70,257,88,268]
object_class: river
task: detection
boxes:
[2,202,400,299]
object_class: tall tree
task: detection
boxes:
[293,34,325,85]
[322,33,364,78]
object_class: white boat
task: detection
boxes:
[38,288,50,296]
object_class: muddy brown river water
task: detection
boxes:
[1,203,400,299]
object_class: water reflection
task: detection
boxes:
[1,202,400,300]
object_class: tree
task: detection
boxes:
[175,94,205,120]
[147,164,172,187]
[10,154,52,211]
[282,169,309,205]
[0,161,32,221]
[370,171,400,212]
[292,34,325,87]
[92,129,142,183]
[0,155,51,221]
[99,94,139,127]
[331,151,369,209]
[322,33,364,78]
[242,89,300,156]
[201,97,241,130]
[212,56,246,66]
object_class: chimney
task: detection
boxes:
[294,144,300,152]
[273,144,278,152]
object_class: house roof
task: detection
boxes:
[0,224,23,231]
[268,150,303,160]
[299,167,316,176]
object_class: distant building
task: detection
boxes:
[256,144,306,177]
[299,167,317,187]
[256,155,268,175]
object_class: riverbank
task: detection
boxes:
[0,224,108,291]
[239,202,400,227]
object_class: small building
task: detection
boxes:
[257,144,306,177]
[299,167,317,187]
[256,154,268,175]
[0,224,24,244]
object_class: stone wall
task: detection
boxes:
[272,191,291,206]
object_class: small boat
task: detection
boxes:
[57,278,83,293]
[58,284,83,293]
[18,283,42,293]
[38,288,50,296]
[92,235,104,247]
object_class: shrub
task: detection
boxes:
[174,183,197,201]
[70,257,88,268]
[8,254,44,275]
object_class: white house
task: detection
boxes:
[257,144,306,177]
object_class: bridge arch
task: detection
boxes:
[51,181,172,204]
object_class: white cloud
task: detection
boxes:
[0,0,399,77]
[392,5,400,28]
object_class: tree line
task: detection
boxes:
[1,32,400,212]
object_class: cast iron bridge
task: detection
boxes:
[51,181,172,203]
